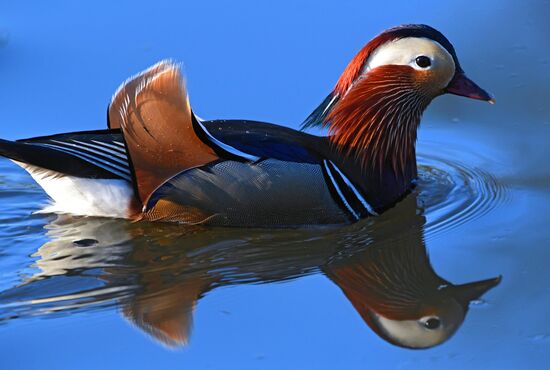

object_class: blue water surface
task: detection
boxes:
[1,1,550,369]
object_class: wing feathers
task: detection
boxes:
[109,61,219,207]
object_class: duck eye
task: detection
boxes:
[415,56,431,68]
[424,317,441,330]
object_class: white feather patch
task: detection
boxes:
[13,161,133,218]
[362,37,456,89]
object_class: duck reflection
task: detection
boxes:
[325,203,501,348]
[1,194,500,349]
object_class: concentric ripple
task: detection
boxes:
[415,143,507,239]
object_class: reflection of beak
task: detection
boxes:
[446,72,496,104]
[451,275,502,308]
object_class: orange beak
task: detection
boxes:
[446,72,495,104]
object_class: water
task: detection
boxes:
[1,0,549,369]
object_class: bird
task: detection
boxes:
[0,24,494,227]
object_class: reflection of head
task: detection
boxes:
[326,231,500,349]
[367,277,501,349]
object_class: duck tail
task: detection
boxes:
[0,136,125,179]
[0,138,60,169]
[0,136,136,218]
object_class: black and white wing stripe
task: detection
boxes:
[322,159,378,220]
[21,132,132,181]
[194,117,260,162]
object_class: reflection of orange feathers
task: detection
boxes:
[123,279,209,348]
[120,224,213,347]
[326,238,440,322]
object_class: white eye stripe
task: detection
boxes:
[364,37,450,70]
[360,37,456,90]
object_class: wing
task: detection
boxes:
[142,124,379,224]
[15,130,130,180]
[108,61,219,207]
[200,120,324,164]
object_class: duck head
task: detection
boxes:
[365,277,501,349]
[326,238,501,349]
[303,24,494,176]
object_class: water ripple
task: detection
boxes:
[416,145,507,239]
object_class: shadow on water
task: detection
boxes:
[0,152,504,349]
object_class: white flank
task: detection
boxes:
[14,161,133,218]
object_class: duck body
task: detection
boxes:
[0,24,493,227]
[3,118,398,226]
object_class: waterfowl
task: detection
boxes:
[0,24,494,226]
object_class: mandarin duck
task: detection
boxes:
[0,24,494,226]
